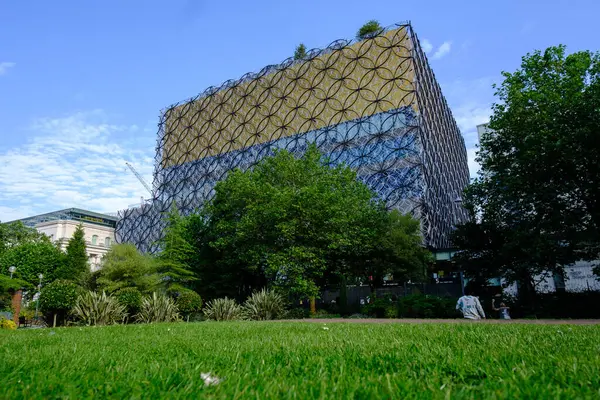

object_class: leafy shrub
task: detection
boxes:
[294,43,307,60]
[136,292,180,323]
[310,309,342,319]
[397,295,459,318]
[242,289,285,321]
[19,308,35,320]
[114,287,143,316]
[39,280,80,326]
[0,316,16,330]
[73,291,127,326]
[175,289,203,321]
[384,305,398,319]
[281,307,309,319]
[356,20,382,40]
[361,296,395,318]
[203,297,243,321]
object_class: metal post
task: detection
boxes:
[34,274,43,321]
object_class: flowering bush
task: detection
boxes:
[0,316,17,330]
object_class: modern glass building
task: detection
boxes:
[116,23,470,254]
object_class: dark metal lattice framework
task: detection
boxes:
[116,23,470,253]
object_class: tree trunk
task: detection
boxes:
[309,297,316,315]
[53,313,57,328]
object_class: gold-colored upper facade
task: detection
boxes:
[161,26,417,168]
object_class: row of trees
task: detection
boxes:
[0,222,89,309]
[180,146,430,304]
[1,144,432,323]
[451,45,600,306]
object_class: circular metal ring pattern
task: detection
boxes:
[116,24,470,253]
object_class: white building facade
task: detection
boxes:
[14,208,117,271]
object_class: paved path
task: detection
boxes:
[278,318,600,325]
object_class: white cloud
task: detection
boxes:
[0,110,155,221]
[0,62,16,76]
[432,41,452,60]
[421,39,433,53]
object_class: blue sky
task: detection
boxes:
[0,0,597,221]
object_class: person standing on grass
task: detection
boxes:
[492,294,511,319]
[456,289,486,320]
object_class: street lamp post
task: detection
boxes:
[8,266,16,279]
[35,273,43,321]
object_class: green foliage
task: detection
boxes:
[136,292,180,323]
[0,221,50,256]
[0,274,33,292]
[0,316,16,330]
[203,297,243,321]
[360,296,395,318]
[2,323,600,398]
[281,307,309,319]
[242,289,286,320]
[175,289,203,318]
[97,244,160,294]
[191,145,403,301]
[0,274,33,311]
[156,204,196,294]
[0,241,65,287]
[310,309,342,319]
[293,43,307,60]
[396,295,459,318]
[356,210,432,287]
[114,287,143,316]
[356,20,382,40]
[453,45,600,299]
[56,224,89,282]
[39,280,79,325]
[73,291,127,326]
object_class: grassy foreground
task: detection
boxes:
[1,322,599,399]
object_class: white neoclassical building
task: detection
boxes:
[14,208,117,271]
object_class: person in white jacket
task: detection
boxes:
[456,289,486,320]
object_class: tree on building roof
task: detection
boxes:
[356,20,383,41]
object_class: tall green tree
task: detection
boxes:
[294,43,307,60]
[156,204,196,294]
[56,224,89,282]
[356,20,382,41]
[184,145,428,301]
[452,45,600,300]
[0,221,49,256]
[97,243,160,294]
[0,241,65,287]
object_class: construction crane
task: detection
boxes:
[125,162,153,201]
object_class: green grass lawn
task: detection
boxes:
[1,322,599,399]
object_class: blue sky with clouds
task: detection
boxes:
[0,0,597,221]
